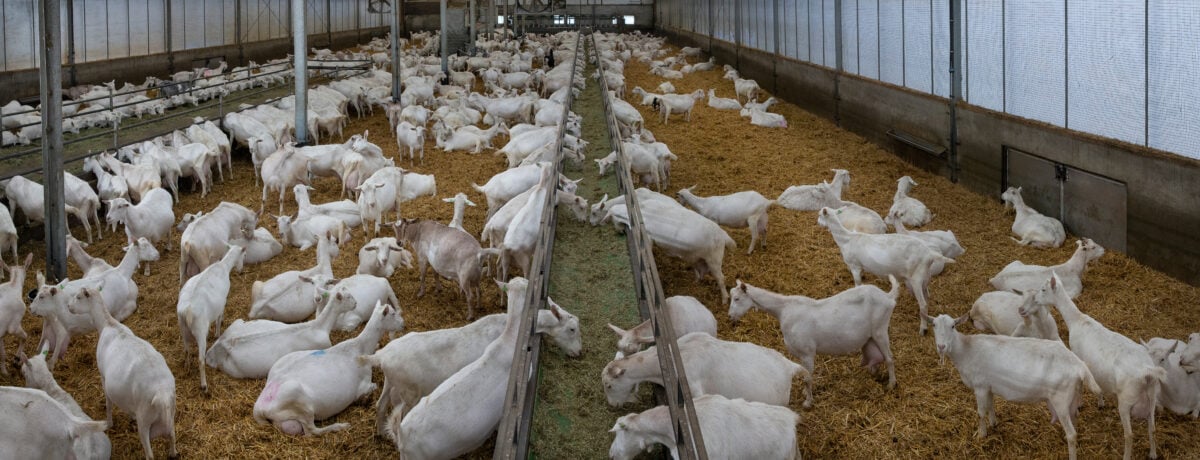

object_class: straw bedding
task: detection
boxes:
[622,44,1200,458]
[0,39,1196,458]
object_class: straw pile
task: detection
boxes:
[3,114,502,458]
[623,45,1200,458]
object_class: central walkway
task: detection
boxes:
[528,40,649,458]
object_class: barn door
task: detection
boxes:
[1002,147,1127,252]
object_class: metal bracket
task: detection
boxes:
[1054,163,1068,182]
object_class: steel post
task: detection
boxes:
[66,0,77,87]
[293,0,309,145]
[440,0,449,75]
[391,0,402,101]
[38,0,67,280]
[469,0,477,54]
[949,0,963,182]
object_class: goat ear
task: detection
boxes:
[23,253,33,268]
[954,314,970,326]
[607,323,627,336]
[548,298,562,319]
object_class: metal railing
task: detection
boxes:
[493,29,583,460]
[1,60,372,182]
[591,31,708,460]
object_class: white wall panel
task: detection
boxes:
[808,0,824,66]
[878,0,902,85]
[823,0,835,66]
[1148,0,1200,159]
[857,0,879,79]
[1067,0,1145,145]
[2,0,39,70]
[964,0,1001,111]
[931,0,949,97]
[842,0,858,73]
[1004,0,1065,127]
[902,0,931,93]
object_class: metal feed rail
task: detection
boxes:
[591,32,708,460]
[494,29,583,460]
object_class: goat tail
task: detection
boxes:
[886,275,902,301]
[471,182,487,194]
[356,353,380,368]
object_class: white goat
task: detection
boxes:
[204,285,355,379]
[275,213,352,250]
[886,216,965,274]
[106,188,175,275]
[444,192,477,231]
[1034,273,1166,460]
[0,386,110,459]
[293,184,363,228]
[887,176,933,227]
[609,394,800,460]
[653,89,705,124]
[0,253,32,374]
[177,246,245,393]
[602,332,807,407]
[17,352,112,457]
[253,302,403,435]
[729,277,900,408]
[1001,186,1066,248]
[969,290,1060,341]
[777,169,851,211]
[260,145,312,214]
[69,286,177,460]
[818,207,953,335]
[317,275,400,331]
[0,205,16,263]
[363,297,580,435]
[356,237,413,277]
[706,89,742,110]
[607,295,717,356]
[249,234,339,322]
[1142,337,1200,418]
[989,238,1105,300]
[387,278,532,458]
[927,313,1100,460]
[395,121,426,165]
[677,186,774,254]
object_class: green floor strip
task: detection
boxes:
[528,42,653,459]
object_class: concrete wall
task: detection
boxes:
[0,27,388,102]
[656,27,1200,286]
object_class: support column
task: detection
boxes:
[166,0,174,73]
[236,0,244,64]
[948,0,963,182]
[487,0,494,40]
[469,0,477,54]
[440,0,449,76]
[66,0,77,86]
[38,0,67,281]
[833,0,843,125]
[391,0,402,101]
[293,0,309,145]
[326,0,333,47]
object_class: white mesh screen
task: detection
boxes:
[696,0,708,37]
[842,0,858,73]
[795,0,811,61]
[781,0,797,58]
[1148,1,1200,159]
[903,0,932,93]
[823,0,835,66]
[964,0,1002,110]
[1067,0,1145,145]
[857,0,879,79]
[1004,0,1066,126]
[2,0,38,70]
[878,0,903,85]
[931,0,950,97]
[805,0,822,65]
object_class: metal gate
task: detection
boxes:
[1003,147,1128,252]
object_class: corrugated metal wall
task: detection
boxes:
[1,0,386,71]
[655,0,1200,161]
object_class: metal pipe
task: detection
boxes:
[166,0,174,74]
[440,0,449,75]
[326,0,333,47]
[470,0,477,54]
[66,0,77,86]
[236,0,245,64]
[37,0,67,281]
[949,0,962,182]
[293,0,308,145]
[487,0,494,40]
[391,0,402,101]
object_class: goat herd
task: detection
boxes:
[0,28,1196,460]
